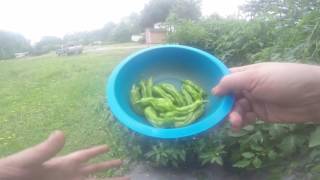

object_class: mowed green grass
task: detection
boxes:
[0,46,141,166]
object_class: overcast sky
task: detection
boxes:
[0,0,246,43]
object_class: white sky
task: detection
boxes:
[0,0,246,43]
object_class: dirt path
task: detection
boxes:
[87,162,303,180]
[84,44,149,53]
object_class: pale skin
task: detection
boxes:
[213,62,320,130]
[0,131,129,180]
[1,62,320,179]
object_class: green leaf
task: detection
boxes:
[252,157,262,168]
[309,127,320,148]
[216,156,223,166]
[243,125,255,131]
[228,130,249,137]
[217,145,225,151]
[250,131,264,143]
[180,152,186,161]
[210,157,217,163]
[172,152,178,159]
[268,150,277,160]
[161,152,168,158]
[201,158,210,166]
[242,152,255,159]
[309,149,320,160]
[233,159,251,168]
[250,144,264,152]
[156,154,160,162]
[145,151,155,158]
[268,124,289,139]
[311,164,320,174]
[278,135,298,154]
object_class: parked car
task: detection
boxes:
[56,45,83,56]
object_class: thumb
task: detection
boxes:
[212,71,253,96]
[6,131,65,167]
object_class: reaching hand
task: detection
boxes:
[213,62,320,130]
[0,131,129,180]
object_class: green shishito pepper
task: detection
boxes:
[160,100,204,117]
[139,80,148,98]
[146,77,153,97]
[159,83,186,106]
[152,85,176,102]
[144,106,163,127]
[136,97,176,112]
[183,84,202,101]
[181,87,193,105]
[130,84,144,114]
[183,80,205,97]
[174,105,205,128]
[130,78,208,128]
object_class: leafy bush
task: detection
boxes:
[106,1,320,179]
[106,105,320,178]
[167,19,276,66]
[252,10,320,63]
[164,14,320,178]
[167,9,320,64]
[160,13,320,179]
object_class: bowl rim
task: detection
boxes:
[106,44,234,139]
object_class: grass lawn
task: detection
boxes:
[0,45,143,176]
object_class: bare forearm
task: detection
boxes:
[308,65,320,121]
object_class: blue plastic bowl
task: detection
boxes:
[107,45,234,139]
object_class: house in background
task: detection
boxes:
[131,34,144,42]
[145,22,167,44]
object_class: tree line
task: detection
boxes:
[0,0,201,60]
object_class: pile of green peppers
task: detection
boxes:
[130,78,208,128]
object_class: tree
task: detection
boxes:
[125,13,142,34]
[140,0,175,28]
[100,22,116,42]
[109,13,144,43]
[240,0,320,24]
[239,0,320,62]
[140,0,202,29]
[38,36,61,47]
[0,31,31,60]
[111,22,132,42]
[32,36,62,55]
[170,0,201,21]
[63,32,89,46]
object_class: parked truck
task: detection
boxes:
[56,45,83,56]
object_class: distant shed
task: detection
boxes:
[145,28,166,44]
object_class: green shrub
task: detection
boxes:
[167,10,320,64]
[167,19,276,66]
[106,105,320,178]
[106,5,320,179]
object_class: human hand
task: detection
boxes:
[213,62,320,130]
[0,131,129,180]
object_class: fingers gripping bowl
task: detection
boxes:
[107,45,234,139]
